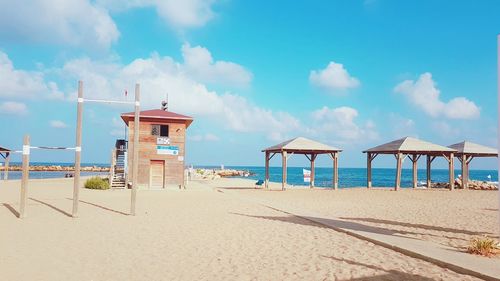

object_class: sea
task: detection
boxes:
[1,163,498,189]
[197,166,499,188]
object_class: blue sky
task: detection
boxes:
[0,0,498,169]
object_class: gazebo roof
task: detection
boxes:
[363,137,456,154]
[448,141,498,157]
[262,137,342,153]
[0,146,10,152]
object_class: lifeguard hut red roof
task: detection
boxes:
[121,109,193,128]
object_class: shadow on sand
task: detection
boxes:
[323,256,435,281]
[1,203,20,218]
[65,198,128,216]
[29,197,72,217]
[338,217,492,236]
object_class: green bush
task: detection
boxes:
[84,177,110,190]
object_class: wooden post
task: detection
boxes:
[334,153,338,190]
[412,154,418,189]
[4,152,9,180]
[367,153,372,188]
[449,153,455,190]
[19,135,30,218]
[282,151,287,191]
[265,151,270,189]
[72,81,83,218]
[310,154,316,188]
[461,154,467,189]
[130,83,140,215]
[395,152,402,191]
[426,155,431,188]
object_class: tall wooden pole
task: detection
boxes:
[110,148,116,186]
[130,83,140,215]
[497,34,500,231]
[265,152,269,189]
[310,154,315,188]
[426,155,431,188]
[367,153,372,189]
[282,151,287,191]
[412,154,418,189]
[334,153,339,190]
[395,152,402,191]
[449,153,455,190]
[4,152,9,180]
[19,135,30,218]
[72,81,83,218]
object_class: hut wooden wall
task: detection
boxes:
[127,120,186,189]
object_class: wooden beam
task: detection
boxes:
[395,152,402,191]
[310,154,316,188]
[72,81,83,218]
[334,153,338,190]
[426,155,432,189]
[412,153,418,189]
[449,153,455,190]
[130,83,140,215]
[367,152,373,189]
[265,151,270,189]
[269,152,276,161]
[282,150,287,191]
[4,152,9,180]
[19,135,30,218]
[461,154,467,189]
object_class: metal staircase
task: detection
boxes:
[110,140,128,189]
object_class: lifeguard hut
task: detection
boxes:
[111,105,193,189]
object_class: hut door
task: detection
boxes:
[150,160,165,189]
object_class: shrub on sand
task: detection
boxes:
[84,177,110,190]
[467,236,500,257]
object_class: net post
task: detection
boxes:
[72,81,83,218]
[19,135,30,218]
[130,83,140,216]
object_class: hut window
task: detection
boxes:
[152,125,169,137]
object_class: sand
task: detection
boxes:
[0,177,489,280]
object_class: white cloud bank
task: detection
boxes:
[309,62,360,91]
[394,72,480,120]
[0,51,64,100]
[0,0,119,49]
[97,0,217,29]
[0,101,28,115]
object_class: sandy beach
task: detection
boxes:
[1,178,496,280]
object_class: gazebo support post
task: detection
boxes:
[281,150,287,191]
[265,151,270,189]
[449,153,455,190]
[4,152,9,180]
[367,152,372,189]
[20,135,30,218]
[310,154,316,188]
[460,155,467,189]
[334,153,338,190]
[395,152,402,191]
[411,154,418,189]
[426,155,432,188]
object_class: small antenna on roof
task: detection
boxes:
[161,93,168,111]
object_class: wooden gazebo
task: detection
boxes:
[262,137,342,190]
[0,146,11,180]
[363,137,457,190]
[448,141,498,189]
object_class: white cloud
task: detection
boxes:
[56,44,296,140]
[0,0,119,49]
[50,120,68,129]
[0,101,28,115]
[309,62,360,91]
[0,51,64,100]
[388,113,417,138]
[181,43,252,87]
[309,106,378,142]
[189,133,220,142]
[97,0,217,29]
[394,72,480,120]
